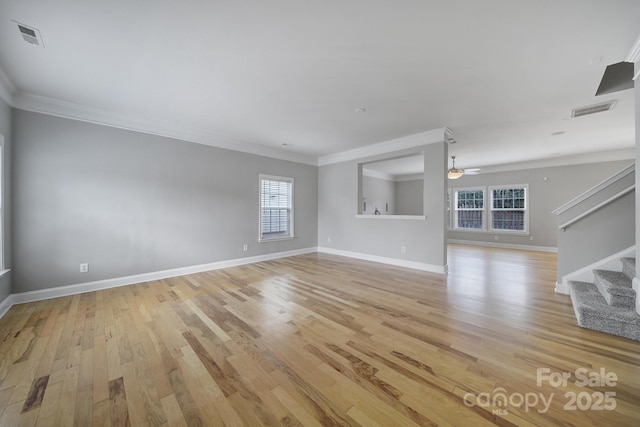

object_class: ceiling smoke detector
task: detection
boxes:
[571,101,616,118]
[14,21,44,47]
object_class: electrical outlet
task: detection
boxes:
[494,236,499,241]
[530,236,534,241]
[327,237,331,243]
[243,244,248,251]
[401,246,406,253]
[80,263,89,273]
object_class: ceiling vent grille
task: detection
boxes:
[15,22,44,47]
[571,101,616,118]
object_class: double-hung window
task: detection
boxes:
[259,175,294,241]
[454,188,484,230]
[490,185,528,232]
[450,184,529,233]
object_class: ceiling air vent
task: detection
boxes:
[15,22,44,47]
[571,100,616,118]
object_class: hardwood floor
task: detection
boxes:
[1,244,639,426]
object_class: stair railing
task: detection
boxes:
[553,163,636,294]
[558,185,635,231]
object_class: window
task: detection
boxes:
[449,184,529,233]
[454,188,484,230]
[259,175,294,241]
[490,185,528,232]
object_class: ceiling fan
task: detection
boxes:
[448,156,480,179]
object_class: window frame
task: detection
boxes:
[258,174,295,242]
[453,187,486,231]
[448,184,530,235]
[446,188,451,230]
[488,184,529,234]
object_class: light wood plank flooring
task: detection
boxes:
[1,244,639,426]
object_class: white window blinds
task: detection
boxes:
[259,175,294,241]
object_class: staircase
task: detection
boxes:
[569,257,640,340]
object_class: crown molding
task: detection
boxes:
[0,65,16,106]
[626,34,640,63]
[318,127,448,166]
[474,148,635,176]
[627,34,640,80]
[394,173,424,182]
[362,168,395,181]
[12,91,318,166]
[362,170,425,182]
[9,89,450,168]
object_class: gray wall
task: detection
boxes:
[447,160,633,249]
[362,175,394,215]
[636,61,640,280]
[557,191,634,281]
[0,98,11,303]
[12,110,318,293]
[395,179,423,215]
[319,143,447,268]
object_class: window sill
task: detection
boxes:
[0,269,10,279]
[259,236,295,243]
[490,230,529,235]
[449,228,529,236]
[355,215,426,220]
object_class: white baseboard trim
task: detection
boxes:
[0,294,14,319]
[317,246,447,275]
[555,281,569,295]
[448,239,558,253]
[560,246,636,293]
[3,247,318,314]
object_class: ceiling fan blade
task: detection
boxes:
[465,168,481,175]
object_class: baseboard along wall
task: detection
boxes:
[0,246,449,319]
[317,246,448,275]
[447,239,558,253]
[0,247,318,319]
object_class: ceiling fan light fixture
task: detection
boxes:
[448,156,464,179]
[448,169,464,179]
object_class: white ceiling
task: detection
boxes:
[0,1,638,171]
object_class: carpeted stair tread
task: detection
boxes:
[621,257,636,280]
[592,270,635,311]
[593,270,633,295]
[569,281,640,341]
